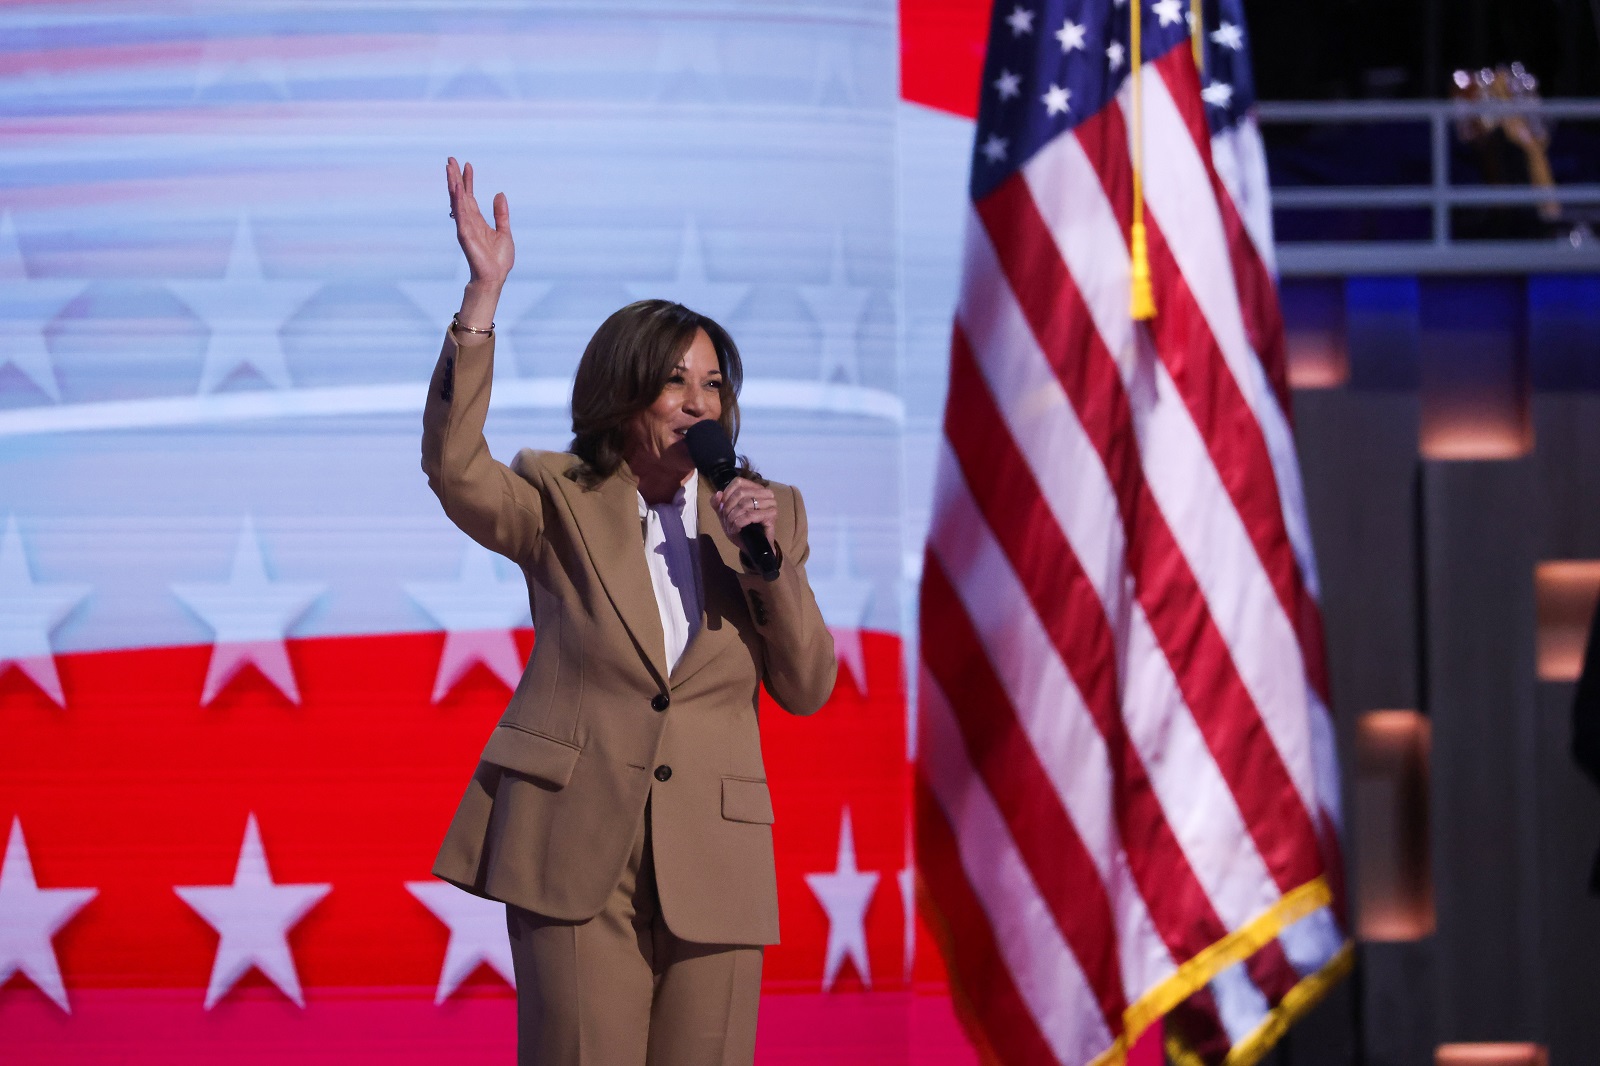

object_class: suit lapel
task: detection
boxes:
[668,478,746,687]
[551,467,670,685]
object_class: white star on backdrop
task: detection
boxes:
[406,880,515,1004]
[628,219,750,322]
[0,211,84,403]
[1107,41,1127,69]
[810,525,873,695]
[993,69,1021,101]
[1201,80,1235,108]
[804,807,879,991]
[168,218,318,394]
[171,518,325,705]
[1042,83,1072,116]
[0,818,96,1013]
[1055,20,1087,52]
[0,515,90,707]
[404,542,530,702]
[654,27,724,101]
[425,34,520,98]
[399,260,549,380]
[812,40,860,106]
[1005,6,1035,35]
[981,135,1009,164]
[1153,0,1185,27]
[798,234,871,386]
[1211,21,1245,50]
[175,814,330,1009]
[192,37,291,99]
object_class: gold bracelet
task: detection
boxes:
[451,313,494,335]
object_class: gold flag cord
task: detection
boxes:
[1129,0,1157,320]
[1191,0,1204,72]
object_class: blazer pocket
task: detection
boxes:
[480,724,581,790]
[721,776,775,825]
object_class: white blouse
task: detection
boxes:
[636,470,704,672]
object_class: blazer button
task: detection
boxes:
[651,693,670,712]
[654,765,673,783]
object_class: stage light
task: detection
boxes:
[1534,560,1600,681]
[1435,1042,1547,1066]
[1354,709,1434,942]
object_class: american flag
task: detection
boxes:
[914,0,1350,1063]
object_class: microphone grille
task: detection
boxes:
[685,420,737,476]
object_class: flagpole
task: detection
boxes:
[1129,0,1157,319]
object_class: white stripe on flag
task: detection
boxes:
[920,668,1116,1064]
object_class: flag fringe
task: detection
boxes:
[1164,942,1356,1066]
[919,851,1341,1066]
[1088,876,1335,1066]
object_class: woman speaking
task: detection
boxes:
[421,157,838,1065]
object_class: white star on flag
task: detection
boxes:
[425,33,520,99]
[171,518,325,705]
[1055,20,1087,52]
[1201,80,1235,108]
[0,211,84,403]
[810,525,872,694]
[1005,6,1035,35]
[798,233,872,385]
[404,542,530,702]
[804,807,879,991]
[1211,21,1245,49]
[168,218,317,394]
[399,261,549,381]
[981,135,1009,164]
[993,69,1021,101]
[175,814,330,1010]
[0,818,96,1013]
[1152,0,1185,27]
[1107,41,1127,69]
[627,218,749,322]
[0,515,90,707]
[406,881,515,1003]
[1042,83,1072,116]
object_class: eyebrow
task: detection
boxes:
[674,364,722,375]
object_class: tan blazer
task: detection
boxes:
[421,329,837,946]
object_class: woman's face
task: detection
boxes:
[624,328,724,481]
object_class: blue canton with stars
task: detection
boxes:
[1197,0,1257,135]
[970,0,1227,200]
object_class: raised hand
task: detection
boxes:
[446,157,512,330]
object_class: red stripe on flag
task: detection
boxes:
[915,771,1061,1066]
[919,555,1129,1031]
[940,328,1231,963]
[973,178,1325,896]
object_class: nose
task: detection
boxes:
[682,383,707,416]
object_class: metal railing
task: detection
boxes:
[1257,98,1600,275]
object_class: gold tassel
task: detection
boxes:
[1129,0,1157,320]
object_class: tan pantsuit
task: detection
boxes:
[421,327,836,1063]
[506,801,763,1065]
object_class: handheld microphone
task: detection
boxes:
[685,420,781,580]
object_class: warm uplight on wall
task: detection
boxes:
[1418,415,1532,461]
[1355,710,1434,942]
[1534,560,1600,681]
[1436,1042,1548,1066]
[1286,328,1348,389]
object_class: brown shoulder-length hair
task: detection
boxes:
[567,299,755,486]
